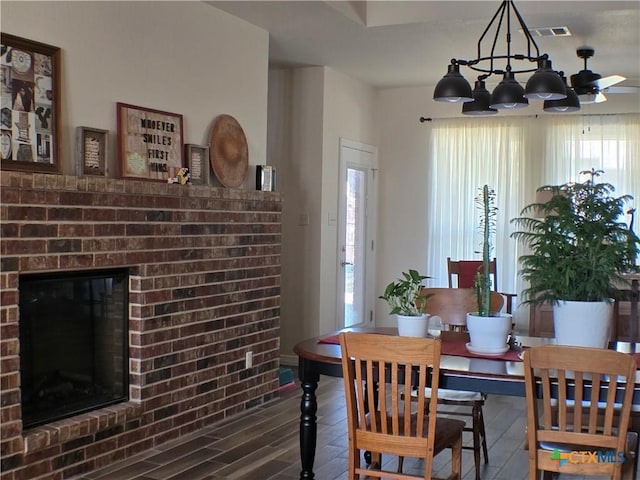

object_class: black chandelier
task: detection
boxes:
[433,0,580,115]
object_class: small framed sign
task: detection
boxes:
[256,164,275,191]
[76,126,108,176]
[185,144,209,185]
[1,33,61,173]
[116,102,184,181]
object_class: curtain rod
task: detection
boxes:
[419,112,636,123]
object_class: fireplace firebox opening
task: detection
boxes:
[19,268,129,429]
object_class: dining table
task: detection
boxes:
[293,326,640,480]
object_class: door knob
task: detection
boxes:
[341,261,353,267]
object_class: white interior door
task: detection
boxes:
[337,139,377,328]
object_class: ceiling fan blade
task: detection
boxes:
[578,91,607,104]
[593,74,626,89]
[594,92,607,103]
[602,86,639,94]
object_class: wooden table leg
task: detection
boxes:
[299,358,319,480]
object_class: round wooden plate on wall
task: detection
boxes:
[209,114,248,188]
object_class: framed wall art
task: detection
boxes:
[185,144,210,185]
[116,102,183,181]
[76,126,108,176]
[0,33,61,173]
[256,164,276,191]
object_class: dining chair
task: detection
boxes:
[339,331,465,480]
[447,258,497,290]
[417,287,504,480]
[523,344,638,480]
[446,257,516,314]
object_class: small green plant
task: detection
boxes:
[379,269,432,316]
[511,168,640,306]
[474,185,498,316]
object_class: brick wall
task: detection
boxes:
[0,171,282,479]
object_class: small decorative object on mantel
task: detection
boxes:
[167,167,190,185]
[116,102,184,182]
[208,114,248,188]
[185,144,209,185]
[1,33,60,173]
[256,164,275,191]
[76,126,108,176]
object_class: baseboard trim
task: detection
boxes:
[280,354,298,366]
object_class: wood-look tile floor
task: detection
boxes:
[72,374,613,480]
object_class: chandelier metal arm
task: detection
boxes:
[450,0,546,77]
[477,0,507,76]
[510,0,542,60]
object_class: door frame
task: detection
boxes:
[336,138,378,328]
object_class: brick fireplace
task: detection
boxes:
[0,171,282,480]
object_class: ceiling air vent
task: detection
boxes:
[525,26,572,37]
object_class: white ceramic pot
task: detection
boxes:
[397,313,430,337]
[466,313,513,354]
[553,300,613,348]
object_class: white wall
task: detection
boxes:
[1,1,269,182]
[274,67,325,361]
[271,66,377,361]
[319,67,377,334]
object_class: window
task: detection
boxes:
[426,114,640,329]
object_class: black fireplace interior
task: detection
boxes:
[19,268,129,429]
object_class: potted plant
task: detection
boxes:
[511,168,640,347]
[379,269,433,337]
[466,185,513,353]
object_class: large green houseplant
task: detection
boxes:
[511,168,639,347]
[379,269,433,336]
[466,185,512,354]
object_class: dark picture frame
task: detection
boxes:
[116,102,184,181]
[256,164,276,191]
[1,33,61,173]
[76,126,108,176]
[185,144,210,185]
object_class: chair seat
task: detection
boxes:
[552,398,640,412]
[365,412,466,451]
[539,431,637,456]
[424,387,485,402]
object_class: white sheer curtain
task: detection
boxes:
[426,113,640,330]
[541,115,640,198]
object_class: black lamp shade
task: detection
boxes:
[433,63,473,103]
[543,87,580,113]
[524,59,567,100]
[462,80,498,115]
[490,72,529,109]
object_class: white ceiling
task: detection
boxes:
[209,0,640,95]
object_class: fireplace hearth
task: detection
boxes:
[19,268,129,429]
